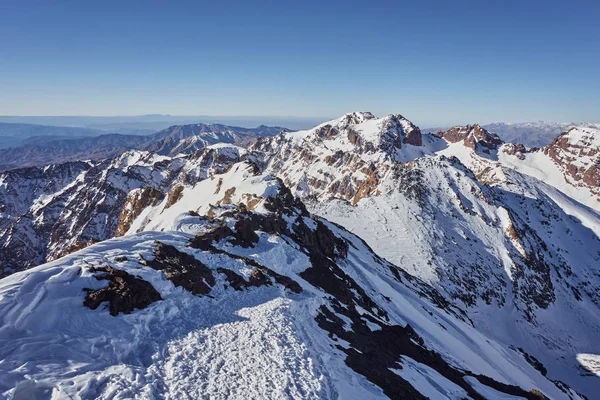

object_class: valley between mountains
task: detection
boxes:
[0,112,599,399]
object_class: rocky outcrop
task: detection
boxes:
[83,266,162,316]
[252,113,425,205]
[437,124,502,153]
[542,127,600,198]
[164,185,184,209]
[115,188,164,236]
[503,142,529,159]
[143,241,216,295]
[189,224,235,250]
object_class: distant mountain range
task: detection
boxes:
[0,122,108,149]
[0,114,324,132]
[0,123,285,171]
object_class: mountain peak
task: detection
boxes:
[559,126,600,147]
[541,126,600,192]
[437,124,502,153]
[293,112,423,156]
[337,111,376,126]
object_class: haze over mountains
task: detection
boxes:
[0,111,599,399]
[0,115,323,133]
[0,122,284,171]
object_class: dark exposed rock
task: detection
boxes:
[516,347,548,376]
[263,181,309,216]
[211,247,303,294]
[315,293,547,400]
[232,219,260,247]
[248,267,271,287]
[292,217,347,260]
[143,241,215,295]
[216,268,249,290]
[215,266,274,291]
[503,143,528,160]
[83,266,162,316]
[404,125,423,147]
[189,224,234,250]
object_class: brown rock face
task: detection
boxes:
[316,125,340,140]
[115,188,164,237]
[404,126,423,146]
[438,124,502,152]
[503,143,528,160]
[218,187,236,205]
[584,164,600,187]
[542,128,600,199]
[59,239,99,258]
[164,185,184,209]
[379,115,423,150]
[83,266,162,316]
[347,129,362,146]
[352,169,380,205]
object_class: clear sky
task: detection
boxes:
[1,0,598,126]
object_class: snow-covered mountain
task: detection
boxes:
[0,123,283,171]
[0,163,585,399]
[0,122,108,150]
[144,123,285,156]
[251,113,600,396]
[0,146,252,277]
[430,124,600,210]
[482,122,600,148]
[1,112,599,398]
[499,126,600,209]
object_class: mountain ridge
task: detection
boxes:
[0,123,284,171]
[1,111,599,398]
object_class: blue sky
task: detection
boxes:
[0,0,598,126]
